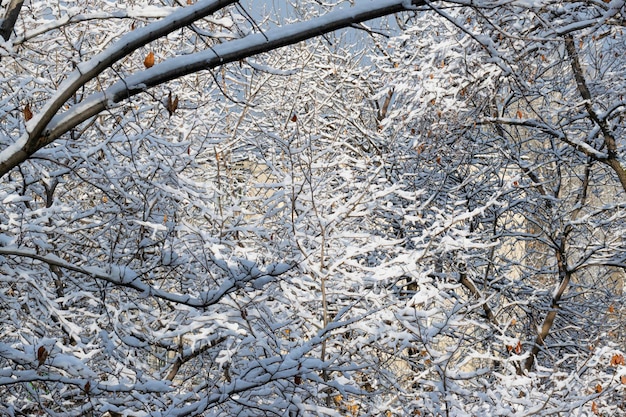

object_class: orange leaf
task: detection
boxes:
[510,318,517,325]
[515,341,522,354]
[608,304,615,313]
[516,109,523,119]
[23,103,33,121]
[610,353,625,366]
[591,401,599,415]
[621,375,626,385]
[144,51,155,68]
[346,403,359,416]
[595,383,602,393]
[187,0,193,3]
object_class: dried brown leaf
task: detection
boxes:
[23,103,33,121]
[37,346,48,366]
[144,51,155,68]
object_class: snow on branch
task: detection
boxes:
[13,6,234,45]
[159,313,368,416]
[0,0,425,178]
[0,246,291,307]
[44,0,426,141]
[0,0,238,176]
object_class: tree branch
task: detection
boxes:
[0,0,425,178]
[0,0,238,177]
[564,34,626,192]
[0,246,290,308]
[0,0,23,41]
[523,235,572,372]
[165,336,227,381]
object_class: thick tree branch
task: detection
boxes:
[523,241,572,372]
[0,0,238,177]
[0,0,23,41]
[0,0,425,178]
[564,34,626,192]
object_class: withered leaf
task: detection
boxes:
[144,51,155,68]
[37,346,48,366]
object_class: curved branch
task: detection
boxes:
[523,242,572,372]
[12,8,237,45]
[0,0,425,178]
[0,0,237,177]
[564,33,626,192]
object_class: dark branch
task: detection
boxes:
[0,0,23,41]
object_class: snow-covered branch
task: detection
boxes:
[0,246,292,307]
[0,0,238,177]
[0,0,424,178]
[12,6,235,45]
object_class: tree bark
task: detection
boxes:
[0,0,23,41]
[523,239,571,372]
[564,34,626,193]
